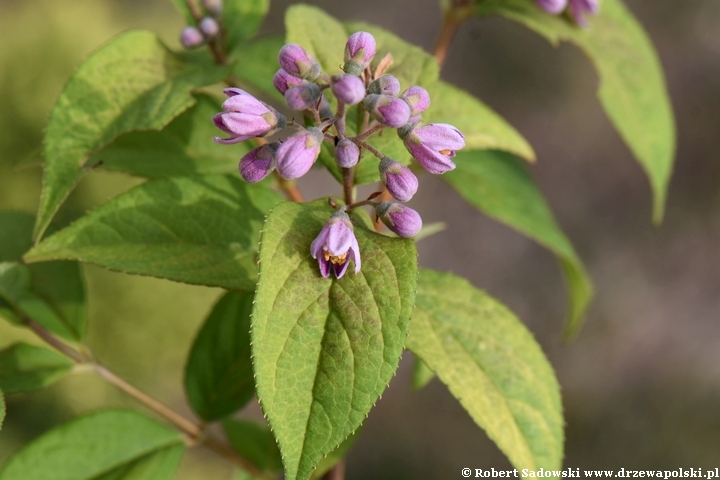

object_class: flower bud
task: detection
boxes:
[335,139,360,168]
[238,142,280,183]
[375,202,422,238]
[363,94,411,128]
[213,88,286,144]
[180,26,204,49]
[331,74,366,105]
[278,44,321,81]
[199,17,220,38]
[378,157,418,202]
[310,210,361,278]
[273,69,304,95]
[368,75,400,97]
[568,0,599,27]
[276,127,324,179]
[398,122,465,174]
[535,0,567,14]
[202,0,223,17]
[343,31,376,76]
[400,86,430,118]
[284,82,322,111]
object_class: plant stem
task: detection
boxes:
[274,172,305,202]
[341,168,354,205]
[23,317,268,479]
[433,0,472,68]
[356,141,384,160]
[352,123,383,142]
[321,460,345,480]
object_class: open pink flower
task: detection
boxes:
[310,211,361,279]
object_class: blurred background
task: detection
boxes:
[1,0,719,478]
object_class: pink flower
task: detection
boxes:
[398,122,465,174]
[212,88,285,145]
[310,211,361,278]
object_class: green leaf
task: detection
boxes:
[35,30,228,241]
[92,444,184,480]
[252,199,418,480]
[426,81,535,161]
[224,0,270,54]
[24,175,283,291]
[310,430,358,480]
[168,0,194,24]
[0,409,184,480]
[0,343,74,393]
[185,291,255,422]
[92,94,248,178]
[475,0,675,222]
[443,150,592,338]
[285,5,440,185]
[406,269,563,472]
[410,356,435,390]
[223,419,282,473]
[0,214,86,341]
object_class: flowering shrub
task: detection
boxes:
[0,0,675,479]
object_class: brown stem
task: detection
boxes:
[433,13,461,68]
[373,187,394,232]
[341,168,354,205]
[351,123,384,142]
[322,460,345,480]
[356,141,384,160]
[23,317,268,479]
[274,172,305,202]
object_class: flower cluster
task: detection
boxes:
[211,31,465,279]
[179,0,222,49]
[535,0,600,27]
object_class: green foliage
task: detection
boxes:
[426,81,535,161]
[223,419,283,474]
[24,175,283,290]
[93,94,247,178]
[0,410,184,480]
[0,343,74,393]
[411,356,436,390]
[231,36,287,102]
[185,290,255,422]
[0,389,4,432]
[406,269,563,472]
[475,0,675,222]
[34,30,228,241]
[224,0,270,55]
[443,150,592,338]
[251,199,418,480]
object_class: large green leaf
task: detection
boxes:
[223,419,282,474]
[426,81,535,161]
[285,5,440,185]
[224,0,270,55]
[232,36,287,103]
[252,199,417,480]
[410,356,436,390]
[0,343,74,393]
[92,94,247,178]
[475,0,675,222]
[35,30,228,241]
[0,213,87,341]
[24,175,283,291]
[443,150,592,338]
[92,444,184,480]
[406,270,563,472]
[0,410,184,480]
[185,291,255,422]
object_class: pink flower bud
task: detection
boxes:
[363,94,411,128]
[278,44,320,81]
[400,86,430,118]
[343,31,376,75]
[378,158,418,202]
[273,69,304,95]
[398,122,465,174]
[310,211,361,278]
[199,17,219,37]
[368,75,400,97]
[375,202,422,238]
[536,0,568,14]
[335,139,360,168]
[212,88,286,145]
[180,26,204,49]
[331,74,366,105]
[275,127,324,179]
[568,0,599,27]
[284,83,321,111]
[238,142,280,183]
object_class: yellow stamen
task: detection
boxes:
[323,248,348,265]
[439,149,452,156]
